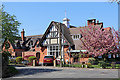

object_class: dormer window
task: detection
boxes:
[72,34,82,40]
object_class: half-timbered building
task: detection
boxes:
[3,17,110,64]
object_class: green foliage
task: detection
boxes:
[88,58,95,64]
[2,51,11,66]
[79,54,86,58]
[2,66,18,78]
[28,56,36,63]
[1,5,21,43]
[2,51,18,78]
[5,42,10,49]
[91,65,101,68]
[16,56,22,64]
[86,63,92,68]
[111,62,116,69]
[99,61,107,69]
[9,59,16,63]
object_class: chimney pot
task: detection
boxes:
[97,20,99,23]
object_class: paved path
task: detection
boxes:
[11,66,119,78]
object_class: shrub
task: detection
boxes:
[2,51,18,78]
[2,66,18,78]
[99,61,107,69]
[111,62,116,69]
[28,56,36,63]
[9,59,16,63]
[88,58,95,64]
[86,63,92,68]
[16,57,22,64]
[72,64,82,68]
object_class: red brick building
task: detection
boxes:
[2,18,111,64]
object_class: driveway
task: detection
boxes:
[11,66,119,78]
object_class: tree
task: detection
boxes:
[79,26,119,59]
[112,27,120,52]
[110,0,120,3]
[1,6,21,43]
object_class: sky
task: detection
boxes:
[2,2,118,36]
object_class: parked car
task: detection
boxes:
[43,55,55,66]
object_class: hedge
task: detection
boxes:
[28,56,36,63]
[16,57,22,64]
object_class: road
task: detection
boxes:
[11,66,119,78]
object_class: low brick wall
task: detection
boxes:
[79,58,89,64]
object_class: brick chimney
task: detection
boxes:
[21,29,25,41]
[87,19,96,26]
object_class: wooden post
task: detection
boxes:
[59,23,62,67]
[33,60,36,67]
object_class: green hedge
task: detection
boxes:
[88,58,95,64]
[28,56,36,63]
[16,57,22,64]
[2,51,18,78]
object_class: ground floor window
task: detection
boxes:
[47,45,59,58]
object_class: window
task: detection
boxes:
[73,34,81,40]
[74,35,76,39]
[77,35,79,39]
[48,45,59,58]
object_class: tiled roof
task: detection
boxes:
[40,21,74,46]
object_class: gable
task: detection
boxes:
[2,40,15,51]
[40,21,74,46]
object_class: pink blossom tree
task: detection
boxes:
[112,27,120,52]
[80,26,119,59]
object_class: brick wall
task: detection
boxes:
[79,58,89,64]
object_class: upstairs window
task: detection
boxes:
[72,34,82,40]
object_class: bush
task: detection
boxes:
[16,57,22,64]
[2,51,11,65]
[86,63,92,68]
[88,58,95,64]
[9,59,16,63]
[72,64,82,68]
[2,51,18,78]
[2,66,18,78]
[99,61,107,69]
[111,62,116,69]
[28,56,36,63]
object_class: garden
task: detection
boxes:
[9,55,37,66]
[56,56,120,69]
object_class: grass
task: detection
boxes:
[91,65,101,68]
[57,63,120,69]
